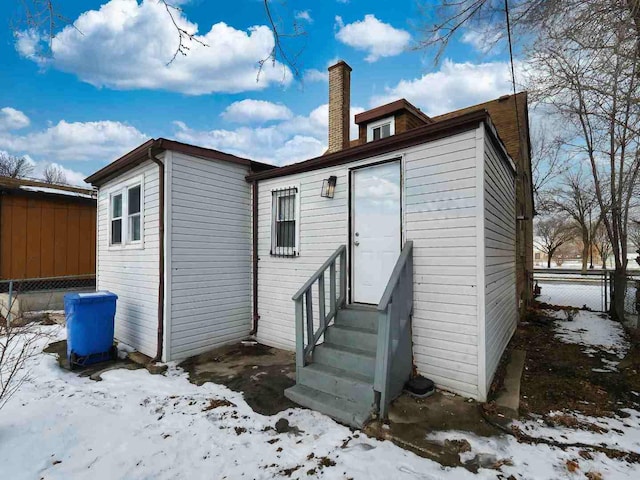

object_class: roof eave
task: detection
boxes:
[247,109,491,182]
[85,138,276,187]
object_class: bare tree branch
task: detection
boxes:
[0,153,33,179]
[42,163,67,184]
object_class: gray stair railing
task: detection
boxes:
[292,245,347,373]
[375,240,414,418]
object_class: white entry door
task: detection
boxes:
[352,161,401,304]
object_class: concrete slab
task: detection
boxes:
[43,339,143,379]
[179,342,296,416]
[495,349,526,418]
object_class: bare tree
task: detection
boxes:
[630,220,640,255]
[530,121,571,212]
[535,215,576,268]
[593,223,613,269]
[528,2,640,319]
[0,152,33,179]
[551,169,601,273]
[42,164,67,185]
[1,289,56,411]
[12,0,304,78]
[417,1,640,63]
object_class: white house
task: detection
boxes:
[85,140,273,361]
[87,61,527,427]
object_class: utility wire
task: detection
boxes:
[504,0,522,151]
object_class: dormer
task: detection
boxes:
[354,99,432,145]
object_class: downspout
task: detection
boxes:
[148,144,165,362]
[251,179,259,335]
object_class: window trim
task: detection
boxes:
[107,175,145,250]
[270,185,300,257]
[126,184,143,244]
[366,115,395,142]
[109,192,123,246]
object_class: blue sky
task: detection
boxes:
[0,0,517,184]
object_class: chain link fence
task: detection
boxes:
[533,268,640,321]
[621,273,639,326]
[0,275,96,324]
[533,269,610,311]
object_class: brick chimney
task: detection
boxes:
[327,60,352,153]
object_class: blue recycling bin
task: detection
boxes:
[64,291,118,368]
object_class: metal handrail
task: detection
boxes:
[374,241,414,419]
[293,245,347,371]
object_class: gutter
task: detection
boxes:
[251,180,259,335]
[246,109,489,182]
[147,143,165,363]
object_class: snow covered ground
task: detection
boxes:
[548,309,630,361]
[1,324,639,479]
[537,281,604,310]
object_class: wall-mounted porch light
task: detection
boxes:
[321,176,337,198]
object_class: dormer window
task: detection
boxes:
[367,116,395,142]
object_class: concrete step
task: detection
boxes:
[298,363,375,405]
[324,324,377,353]
[284,384,371,428]
[335,307,379,331]
[313,343,376,378]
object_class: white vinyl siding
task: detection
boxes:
[168,152,253,361]
[483,126,518,393]
[405,129,480,399]
[96,160,160,358]
[256,128,485,398]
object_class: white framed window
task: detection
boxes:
[367,116,395,142]
[110,193,123,245]
[271,186,299,257]
[108,178,144,248]
[127,184,142,243]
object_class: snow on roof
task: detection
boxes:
[19,185,95,199]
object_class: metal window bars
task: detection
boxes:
[271,186,298,257]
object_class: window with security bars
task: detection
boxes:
[271,187,298,257]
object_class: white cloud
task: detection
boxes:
[16,0,291,95]
[0,107,30,131]
[221,99,293,124]
[295,10,313,23]
[0,119,147,163]
[371,59,515,116]
[32,161,90,186]
[174,103,364,166]
[303,69,328,83]
[335,14,410,62]
[461,29,502,54]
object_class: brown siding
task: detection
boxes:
[0,194,96,280]
[357,110,430,144]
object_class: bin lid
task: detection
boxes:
[65,291,118,303]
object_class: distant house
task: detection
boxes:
[87,61,534,428]
[0,176,96,282]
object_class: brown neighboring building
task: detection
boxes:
[0,177,97,281]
